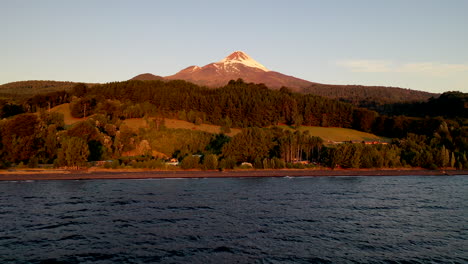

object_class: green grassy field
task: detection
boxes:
[122,118,242,137]
[49,103,241,136]
[163,119,241,137]
[49,103,83,125]
[49,103,387,142]
[275,125,389,144]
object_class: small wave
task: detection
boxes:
[157,218,190,223]
[72,252,115,262]
[299,219,318,223]
[34,221,85,231]
[58,234,86,241]
[115,223,134,228]
[108,200,139,206]
[213,246,235,253]
[165,250,186,257]
[58,215,77,220]
[23,196,39,199]
[186,235,201,241]
[167,206,214,211]
[0,235,16,240]
[306,257,332,264]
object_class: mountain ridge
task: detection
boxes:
[131,73,164,81]
[131,51,437,103]
[0,51,439,106]
[164,51,314,91]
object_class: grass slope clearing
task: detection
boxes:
[49,103,241,136]
[49,103,83,125]
[276,125,389,144]
[122,118,242,137]
[49,103,387,143]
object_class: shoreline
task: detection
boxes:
[0,168,467,181]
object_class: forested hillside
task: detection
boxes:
[0,79,466,171]
[0,78,440,115]
[0,81,80,101]
[82,79,356,128]
[304,83,437,112]
[379,91,468,118]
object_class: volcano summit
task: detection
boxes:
[131,51,436,103]
[133,51,313,91]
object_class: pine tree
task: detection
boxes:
[450,152,456,168]
[57,137,89,168]
[441,146,450,168]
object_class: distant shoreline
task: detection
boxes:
[0,168,467,181]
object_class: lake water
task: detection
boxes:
[0,175,467,263]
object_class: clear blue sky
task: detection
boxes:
[2,0,467,93]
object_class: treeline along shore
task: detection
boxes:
[0,80,467,173]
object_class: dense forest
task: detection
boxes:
[304,83,436,111]
[305,84,466,118]
[0,80,80,101]
[379,91,468,118]
[0,79,467,170]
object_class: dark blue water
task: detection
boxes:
[0,176,467,263]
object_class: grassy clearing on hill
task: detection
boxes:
[164,119,241,137]
[122,118,241,137]
[121,120,387,143]
[276,125,389,144]
[49,103,84,125]
[49,103,387,142]
[49,103,241,136]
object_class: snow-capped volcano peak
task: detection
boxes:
[218,51,269,72]
[158,50,314,90]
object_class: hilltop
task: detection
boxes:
[130,73,164,81]
[0,80,97,101]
